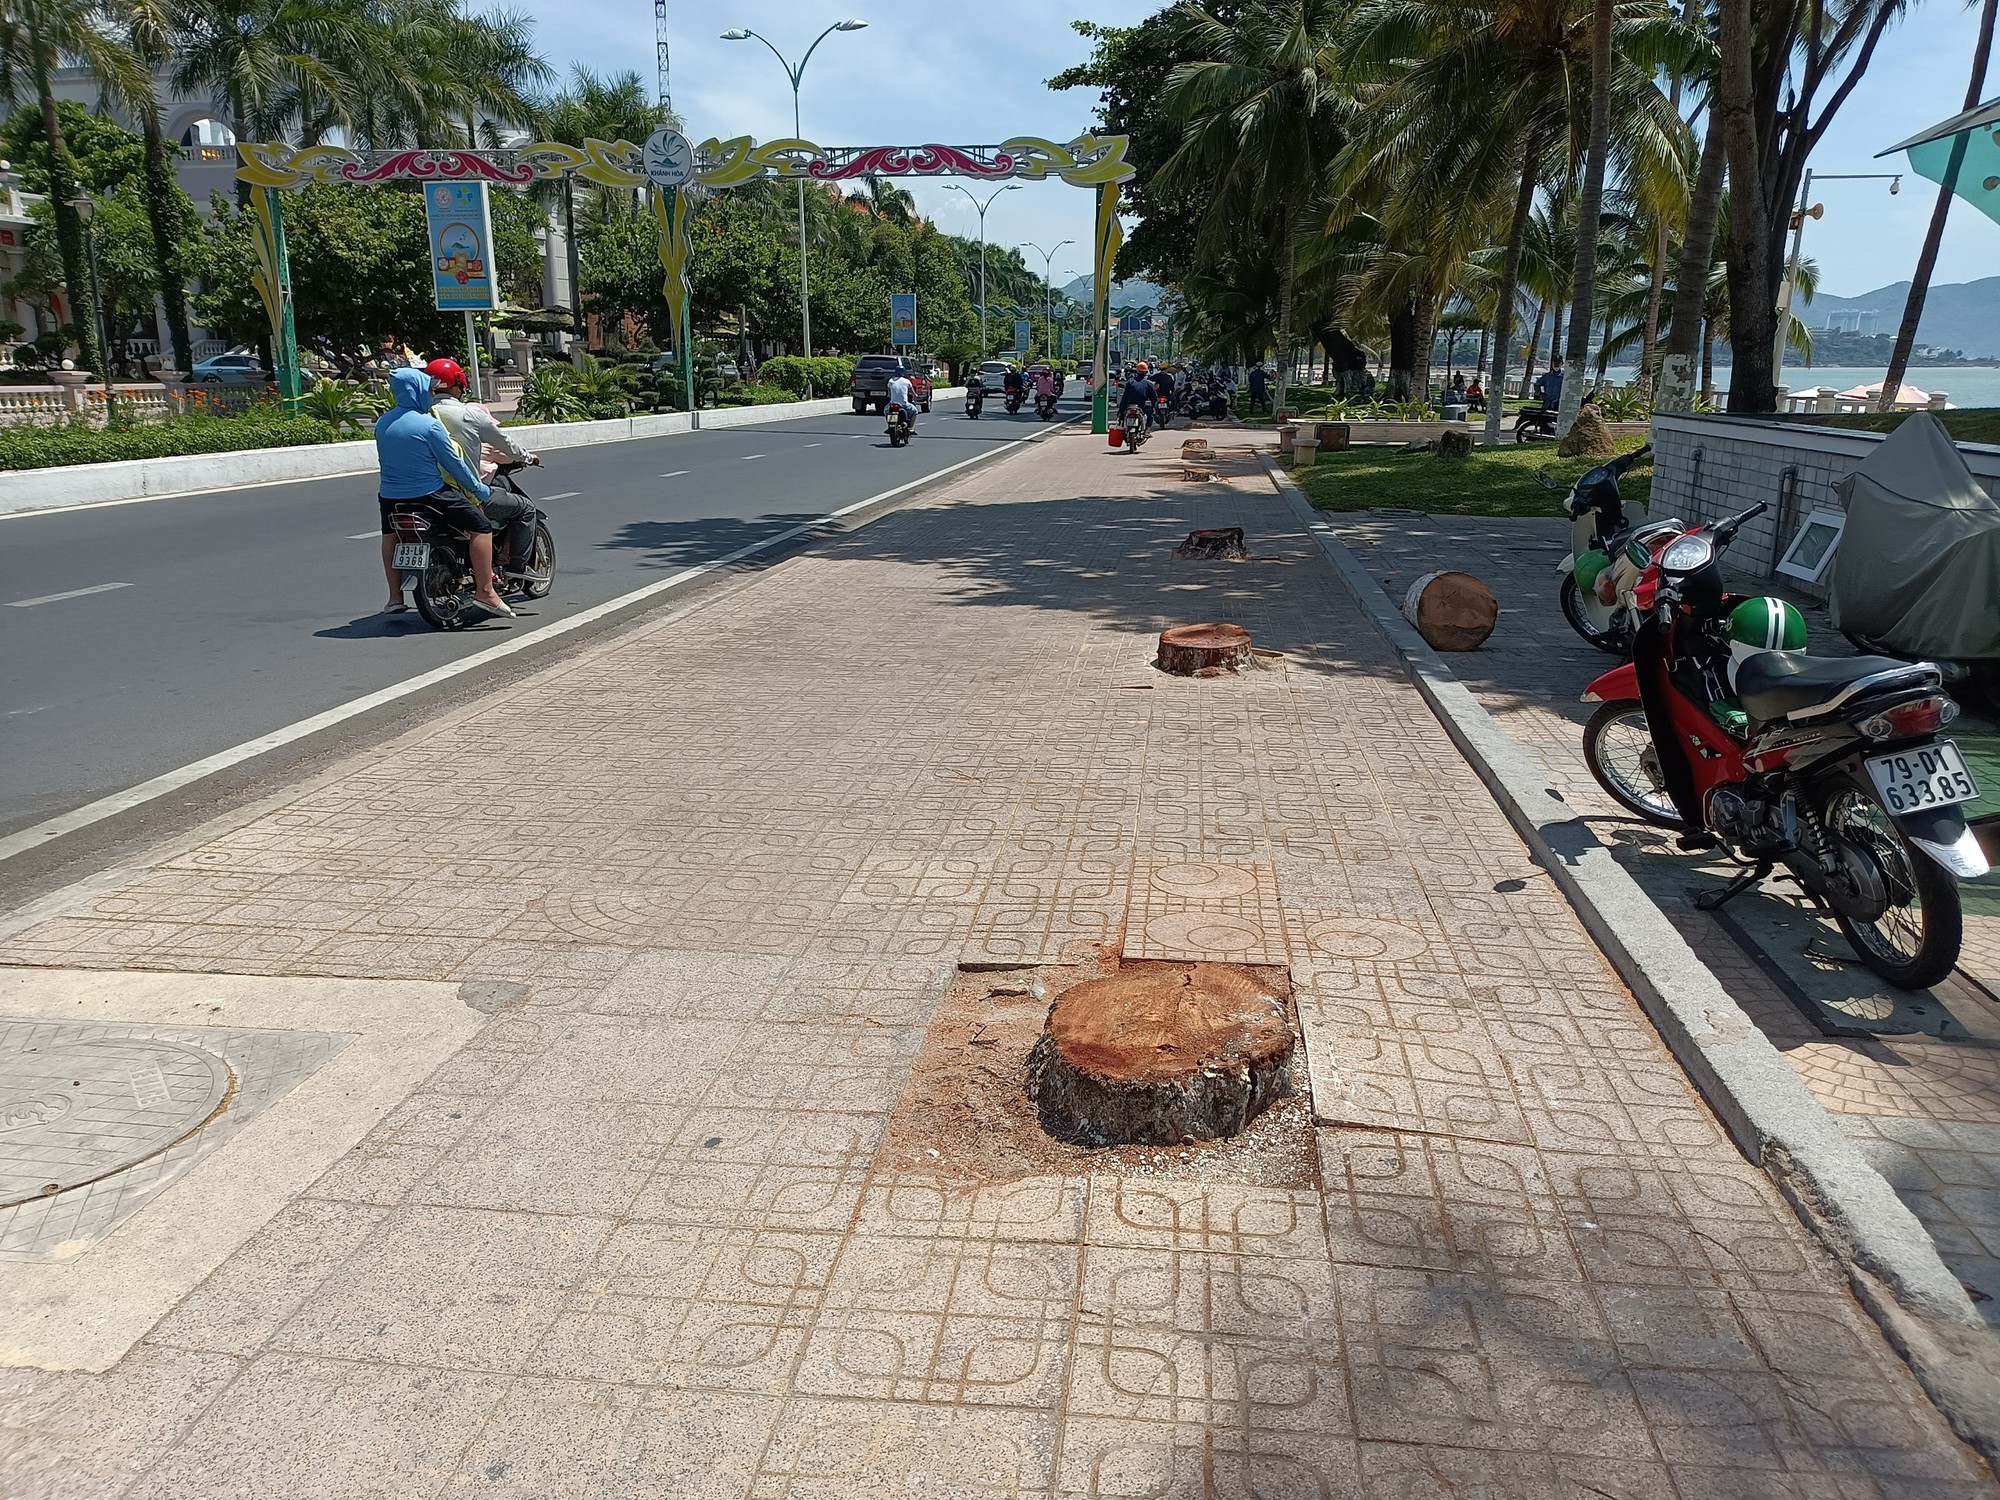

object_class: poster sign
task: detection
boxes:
[642,128,697,189]
[1061,329,1075,356]
[1014,318,1031,354]
[890,292,917,347]
[425,181,499,311]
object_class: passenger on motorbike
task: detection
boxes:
[375,365,510,619]
[424,359,539,587]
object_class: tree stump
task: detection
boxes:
[1400,570,1498,651]
[1157,622,1252,675]
[1026,961,1294,1146]
[1175,527,1247,560]
[1438,428,1473,458]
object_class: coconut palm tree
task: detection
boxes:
[109,0,195,371]
[1158,0,1351,412]
[0,0,151,374]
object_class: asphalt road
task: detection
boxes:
[0,393,1068,842]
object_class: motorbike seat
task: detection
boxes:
[1732,650,1936,723]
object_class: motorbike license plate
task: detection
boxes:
[1865,740,1979,814]
[391,542,431,570]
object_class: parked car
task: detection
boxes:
[849,354,933,414]
[191,351,266,385]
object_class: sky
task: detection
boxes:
[529,0,1995,302]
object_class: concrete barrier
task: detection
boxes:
[0,390,960,519]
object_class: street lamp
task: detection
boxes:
[722,19,868,360]
[1020,239,1073,360]
[1775,169,1901,380]
[66,193,108,375]
[943,182,1018,355]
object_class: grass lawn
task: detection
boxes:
[1792,408,2000,446]
[1294,436,1652,516]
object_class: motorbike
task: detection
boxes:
[886,403,915,448]
[965,381,984,419]
[1579,499,1989,989]
[388,461,554,632]
[1034,389,1058,421]
[1119,405,1149,452]
[1515,405,1559,442]
[1552,444,1685,655]
[1004,382,1025,415]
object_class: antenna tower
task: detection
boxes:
[654,0,671,114]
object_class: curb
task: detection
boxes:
[1262,455,2000,1463]
[0,391,963,520]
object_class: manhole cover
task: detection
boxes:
[0,1038,232,1206]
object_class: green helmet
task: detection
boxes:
[1726,596,1807,665]
[1574,548,1611,592]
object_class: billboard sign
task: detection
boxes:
[424,181,499,312]
[1061,328,1075,356]
[1014,318,1032,353]
[890,292,917,347]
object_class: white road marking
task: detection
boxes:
[741,454,765,461]
[347,531,379,540]
[803,443,822,449]
[539,491,581,501]
[7,582,133,608]
[0,420,1072,866]
[660,470,689,479]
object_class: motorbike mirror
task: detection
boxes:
[1535,473,1558,490]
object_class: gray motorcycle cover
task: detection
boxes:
[1828,412,2000,660]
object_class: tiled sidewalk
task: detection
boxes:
[0,429,1991,1496]
[1327,503,2000,1320]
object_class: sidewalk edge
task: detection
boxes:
[1261,456,2000,1454]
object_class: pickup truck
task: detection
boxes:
[849,355,933,415]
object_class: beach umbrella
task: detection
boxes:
[1882,98,2000,225]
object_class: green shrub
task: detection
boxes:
[0,406,340,471]
[515,367,586,423]
[757,355,854,396]
[298,377,385,434]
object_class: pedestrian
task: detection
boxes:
[1534,357,1564,411]
[1247,363,1270,414]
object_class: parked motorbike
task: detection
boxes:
[1120,405,1149,452]
[886,404,915,448]
[1579,499,1988,989]
[1553,444,1683,655]
[1515,405,1559,442]
[388,461,554,631]
[965,381,984,419]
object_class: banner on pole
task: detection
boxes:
[1014,318,1031,353]
[890,292,917,347]
[1061,329,1075,356]
[425,181,499,311]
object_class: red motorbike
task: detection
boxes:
[1580,501,1988,989]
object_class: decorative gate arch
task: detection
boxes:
[237,133,1133,430]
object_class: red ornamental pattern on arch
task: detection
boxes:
[806,145,1013,181]
[334,149,541,187]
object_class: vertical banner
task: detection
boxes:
[890,292,917,347]
[1091,182,1122,434]
[425,181,500,312]
[1061,328,1075,357]
[1014,319,1031,354]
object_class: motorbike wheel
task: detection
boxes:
[413,551,473,631]
[516,521,555,600]
[889,427,907,448]
[1560,575,1628,656]
[1582,700,1685,827]
[1819,779,1962,989]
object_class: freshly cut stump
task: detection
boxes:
[1400,570,1498,651]
[1157,622,1252,675]
[1175,527,1247,560]
[1026,961,1294,1146]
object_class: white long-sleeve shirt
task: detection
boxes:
[432,396,530,478]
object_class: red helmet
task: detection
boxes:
[423,357,466,391]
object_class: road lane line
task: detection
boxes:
[539,491,581,501]
[741,454,765,461]
[803,443,822,449]
[7,582,133,608]
[347,531,378,540]
[0,420,1073,865]
[660,471,689,478]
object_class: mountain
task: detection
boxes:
[1803,278,2000,359]
[1060,274,1168,311]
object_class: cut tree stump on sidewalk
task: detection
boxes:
[1026,960,1295,1146]
[1157,622,1252,675]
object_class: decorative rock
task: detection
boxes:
[1438,428,1473,458]
[1557,404,1617,457]
[1157,622,1252,675]
[1025,961,1295,1146]
[1401,570,1498,651]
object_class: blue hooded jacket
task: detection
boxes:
[375,366,489,501]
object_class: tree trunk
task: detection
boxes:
[1476,325,1488,379]
[1387,300,1417,400]
[1880,0,1996,411]
[1639,218,1668,392]
[1558,0,1616,436]
[32,46,103,377]
[1717,0,1775,412]
[1520,304,1546,405]
[1700,315,1714,401]
[139,106,194,373]
[1409,294,1437,403]
[1483,149,1543,444]
[1273,213,1297,413]
[1658,121,1727,412]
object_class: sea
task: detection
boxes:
[1595,365,2000,407]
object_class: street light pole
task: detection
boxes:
[1775,169,1901,382]
[1020,239,1073,360]
[722,20,868,361]
[943,183,1019,356]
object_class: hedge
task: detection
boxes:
[756,356,855,396]
[0,409,342,472]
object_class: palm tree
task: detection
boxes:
[1159,0,1350,412]
[1555,0,1615,434]
[0,0,151,375]
[111,0,194,371]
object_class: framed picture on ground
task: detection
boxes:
[1774,509,1848,584]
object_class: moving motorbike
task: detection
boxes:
[1034,388,1059,421]
[965,380,984,419]
[1580,500,1988,989]
[1119,405,1149,452]
[1515,405,1559,442]
[1554,444,1684,655]
[886,403,915,447]
[388,461,555,631]
[1004,377,1025,415]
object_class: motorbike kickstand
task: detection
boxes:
[1689,861,1772,912]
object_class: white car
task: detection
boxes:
[978,360,1017,387]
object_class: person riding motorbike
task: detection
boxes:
[1032,364,1056,414]
[424,358,539,588]
[1147,363,1175,427]
[887,369,918,432]
[1118,363,1154,426]
[374,365,510,619]
[1003,366,1024,406]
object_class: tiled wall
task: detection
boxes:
[1650,414,2000,600]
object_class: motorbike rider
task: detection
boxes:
[424,358,539,587]
[1118,362,1154,428]
[1148,362,1175,426]
[1032,364,1056,411]
[887,366,918,432]
[375,365,511,618]
[1003,365,1023,405]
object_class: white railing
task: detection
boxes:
[0,388,69,423]
[1780,384,1951,416]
